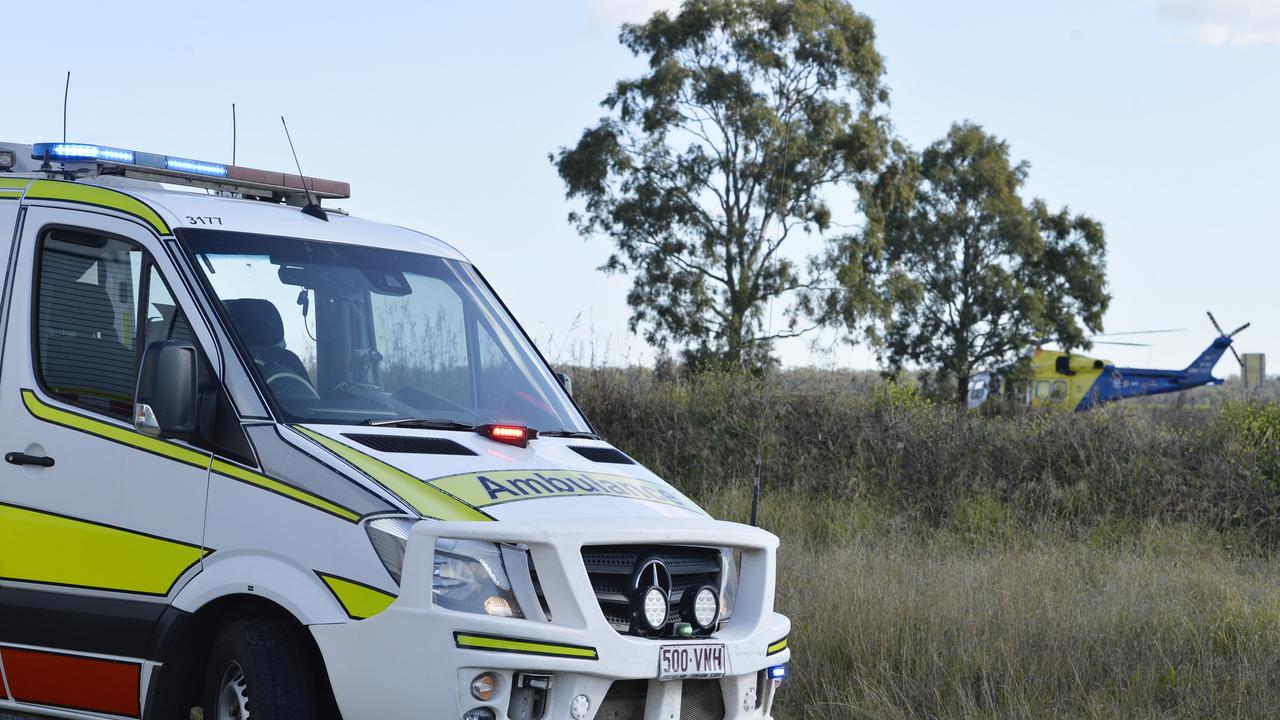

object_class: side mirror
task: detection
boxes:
[135,341,200,439]
[556,372,573,397]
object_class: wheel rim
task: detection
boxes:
[215,660,251,719]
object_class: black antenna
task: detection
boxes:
[231,103,237,166]
[62,71,71,143]
[280,116,327,222]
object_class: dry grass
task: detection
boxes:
[572,369,1280,719]
[749,497,1280,719]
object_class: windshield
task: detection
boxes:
[179,229,589,433]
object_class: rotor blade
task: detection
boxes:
[1207,311,1226,336]
[1092,341,1151,347]
[1228,322,1250,338]
[1091,329,1185,337]
[1231,345,1243,366]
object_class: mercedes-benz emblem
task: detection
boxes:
[632,558,672,595]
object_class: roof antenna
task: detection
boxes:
[280,116,327,222]
[62,71,71,143]
[231,103,237,166]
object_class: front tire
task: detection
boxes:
[202,619,319,719]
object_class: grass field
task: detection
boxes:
[574,369,1280,719]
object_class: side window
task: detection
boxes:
[36,230,195,421]
[36,230,142,419]
[143,264,195,347]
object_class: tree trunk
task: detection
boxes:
[955,372,970,409]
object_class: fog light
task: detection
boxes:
[682,585,719,630]
[471,672,497,701]
[462,708,495,720]
[569,694,591,720]
[640,586,667,631]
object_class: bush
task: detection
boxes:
[574,368,1280,543]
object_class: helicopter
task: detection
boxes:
[967,312,1251,412]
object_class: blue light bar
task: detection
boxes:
[767,664,787,681]
[33,142,225,177]
[165,157,227,177]
[26,140,351,199]
[32,143,134,164]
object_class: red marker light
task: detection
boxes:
[479,424,533,448]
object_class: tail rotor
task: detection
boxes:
[1207,311,1249,367]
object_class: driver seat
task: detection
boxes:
[223,298,312,387]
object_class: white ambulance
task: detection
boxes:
[0,141,789,720]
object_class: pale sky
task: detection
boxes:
[5,1,1277,374]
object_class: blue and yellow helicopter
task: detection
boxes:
[967,313,1250,412]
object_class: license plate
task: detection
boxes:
[658,644,726,680]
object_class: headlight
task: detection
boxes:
[434,538,523,618]
[719,547,740,622]
[365,518,524,618]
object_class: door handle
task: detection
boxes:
[5,452,54,468]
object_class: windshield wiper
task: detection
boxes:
[363,417,477,431]
[538,430,601,440]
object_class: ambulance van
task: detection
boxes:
[0,141,789,720]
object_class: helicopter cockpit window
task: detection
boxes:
[1055,355,1076,376]
[1051,380,1068,400]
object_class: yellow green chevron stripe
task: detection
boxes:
[767,637,788,655]
[0,502,206,596]
[0,178,31,190]
[318,572,397,620]
[26,179,170,235]
[24,389,210,465]
[453,632,599,660]
[293,426,490,522]
[22,390,358,522]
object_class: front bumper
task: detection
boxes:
[311,517,791,719]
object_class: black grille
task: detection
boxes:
[680,679,725,720]
[597,679,648,720]
[581,545,722,635]
[569,445,636,464]
[342,433,476,456]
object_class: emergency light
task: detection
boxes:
[31,141,349,201]
[477,424,534,448]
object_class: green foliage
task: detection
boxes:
[573,367,1280,541]
[553,0,890,369]
[817,122,1110,404]
[1218,401,1280,489]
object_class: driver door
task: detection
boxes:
[0,208,212,717]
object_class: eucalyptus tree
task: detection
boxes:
[821,122,1109,403]
[554,0,890,369]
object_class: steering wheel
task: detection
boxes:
[267,372,321,400]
